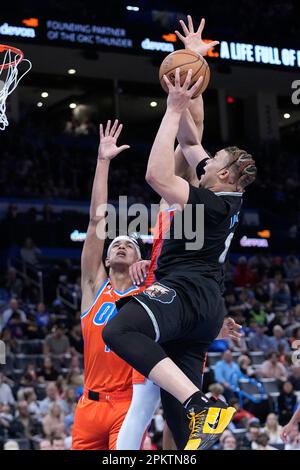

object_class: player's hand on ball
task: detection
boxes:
[98,119,130,161]
[129,260,150,286]
[175,15,219,57]
[164,68,203,113]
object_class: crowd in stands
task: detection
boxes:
[1,250,300,449]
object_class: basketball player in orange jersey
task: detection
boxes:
[72,119,145,450]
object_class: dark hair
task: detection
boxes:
[255,432,270,447]
[225,146,257,191]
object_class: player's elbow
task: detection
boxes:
[145,168,158,186]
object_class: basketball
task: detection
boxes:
[159,49,210,98]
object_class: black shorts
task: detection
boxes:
[131,276,225,346]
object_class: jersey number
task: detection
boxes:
[93,302,117,353]
[219,232,234,264]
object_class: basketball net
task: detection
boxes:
[0,47,32,130]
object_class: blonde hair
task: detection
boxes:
[225,146,257,191]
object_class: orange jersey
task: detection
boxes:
[80,279,141,393]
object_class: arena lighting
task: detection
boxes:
[141,38,174,52]
[22,18,39,28]
[68,68,76,75]
[70,230,86,242]
[257,229,271,238]
[283,113,291,119]
[69,103,77,109]
[126,6,139,11]
[37,102,43,107]
[240,236,269,248]
[41,92,48,98]
[162,33,177,43]
[150,101,158,107]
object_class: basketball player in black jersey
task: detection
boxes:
[103,18,257,451]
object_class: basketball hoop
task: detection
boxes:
[0,44,32,130]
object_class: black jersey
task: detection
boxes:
[155,184,243,286]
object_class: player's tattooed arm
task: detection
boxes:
[81,120,130,302]
[146,68,202,207]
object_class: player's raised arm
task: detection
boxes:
[146,68,202,208]
[81,120,130,306]
[176,16,216,170]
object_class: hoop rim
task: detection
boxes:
[0,44,24,70]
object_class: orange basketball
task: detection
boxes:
[159,49,210,98]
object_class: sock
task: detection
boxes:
[183,391,210,410]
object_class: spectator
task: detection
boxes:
[277,381,298,425]
[0,327,17,355]
[69,323,83,354]
[19,364,38,390]
[234,257,256,287]
[237,354,255,377]
[206,383,226,403]
[24,390,42,420]
[244,422,261,449]
[268,257,286,279]
[52,436,66,450]
[248,325,272,353]
[0,372,15,406]
[64,423,73,450]
[263,413,283,444]
[272,280,292,309]
[5,268,23,298]
[44,325,71,357]
[9,400,41,439]
[39,439,52,450]
[230,398,257,428]
[290,365,300,391]
[34,303,50,330]
[269,325,290,353]
[253,432,278,450]
[220,434,238,450]
[38,357,60,383]
[1,298,27,332]
[0,404,14,435]
[249,303,268,326]
[3,440,20,450]
[61,387,77,416]
[214,350,242,400]
[259,352,288,382]
[284,256,300,279]
[290,326,300,347]
[20,238,41,267]
[39,383,65,416]
[42,403,66,438]
[66,368,84,390]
